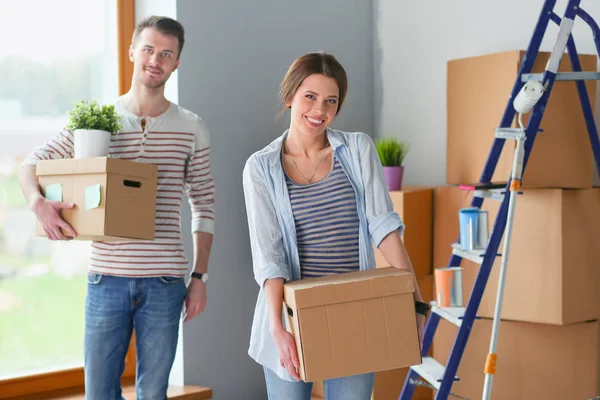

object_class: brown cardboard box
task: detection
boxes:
[371,274,435,400]
[311,275,435,399]
[434,185,600,325]
[284,267,422,382]
[447,50,597,188]
[374,187,433,279]
[35,157,158,241]
[433,318,600,400]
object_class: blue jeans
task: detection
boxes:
[263,367,374,400]
[84,273,187,400]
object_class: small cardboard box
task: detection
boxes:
[371,274,435,400]
[374,186,434,279]
[35,157,158,241]
[284,267,422,382]
[312,276,435,398]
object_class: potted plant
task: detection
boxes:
[67,100,122,159]
[375,137,410,191]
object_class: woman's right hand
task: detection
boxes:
[271,325,301,380]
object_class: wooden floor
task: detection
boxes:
[54,385,212,400]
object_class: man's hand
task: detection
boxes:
[184,278,206,322]
[31,197,77,240]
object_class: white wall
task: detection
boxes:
[376,0,600,186]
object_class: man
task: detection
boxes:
[18,16,214,399]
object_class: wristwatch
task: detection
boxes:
[191,272,209,284]
[415,301,430,317]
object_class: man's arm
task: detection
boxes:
[192,231,213,274]
[183,119,216,322]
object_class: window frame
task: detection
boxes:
[0,1,136,397]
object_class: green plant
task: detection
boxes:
[66,100,122,134]
[375,137,410,166]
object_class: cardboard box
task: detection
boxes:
[312,275,435,400]
[284,267,422,382]
[374,186,433,279]
[371,274,435,400]
[447,50,597,188]
[434,185,600,325]
[35,157,158,241]
[434,318,600,400]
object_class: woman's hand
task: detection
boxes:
[270,325,302,380]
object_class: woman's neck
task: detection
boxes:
[286,128,329,158]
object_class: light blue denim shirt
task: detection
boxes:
[242,128,405,381]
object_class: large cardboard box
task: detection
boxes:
[433,318,600,400]
[284,267,422,382]
[374,186,433,279]
[35,157,158,241]
[434,185,600,325]
[447,50,597,188]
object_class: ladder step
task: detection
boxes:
[494,127,526,140]
[521,71,600,82]
[410,357,459,391]
[430,302,465,327]
[451,243,494,264]
[473,188,505,201]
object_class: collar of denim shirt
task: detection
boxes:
[263,128,348,166]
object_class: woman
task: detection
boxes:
[242,52,427,400]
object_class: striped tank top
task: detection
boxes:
[285,157,360,279]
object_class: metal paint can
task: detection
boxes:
[434,267,463,308]
[477,210,489,250]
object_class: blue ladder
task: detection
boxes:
[399,1,600,399]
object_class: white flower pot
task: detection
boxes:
[73,129,111,158]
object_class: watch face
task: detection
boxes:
[201,274,209,283]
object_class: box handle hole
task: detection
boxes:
[123,180,142,188]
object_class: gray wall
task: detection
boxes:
[176,1,374,399]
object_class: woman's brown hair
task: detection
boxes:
[279,52,348,116]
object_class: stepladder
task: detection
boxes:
[399,0,600,399]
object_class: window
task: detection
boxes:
[0,1,134,397]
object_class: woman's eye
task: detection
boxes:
[328,99,337,104]
[306,94,315,100]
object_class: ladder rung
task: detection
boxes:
[473,188,505,201]
[430,302,465,327]
[494,127,526,140]
[451,243,490,264]
[521,71,600,82]
[410,357,459,391]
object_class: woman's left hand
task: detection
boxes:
[416,314,426,350]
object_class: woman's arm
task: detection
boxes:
[378,230,424,302]
[264,278,301,380]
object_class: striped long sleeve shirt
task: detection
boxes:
[22,98,215,277]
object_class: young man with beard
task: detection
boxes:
[18,16,215,399]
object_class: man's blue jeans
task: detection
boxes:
[84,273,187,400]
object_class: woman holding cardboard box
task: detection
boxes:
[242,52,428,399]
